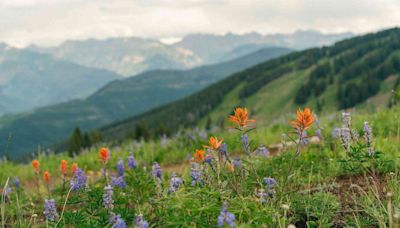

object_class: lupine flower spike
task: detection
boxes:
[134,214,149,228]
[103,185,114,209]
[127,154,137,169]
[190,163,202,186]
[229,107,255,130]
[116,158,124,177]
[217,202,235,228]
[169,172,182,193]
[44,199,59,222]
[109,213,126,228]
[151,162,162,180]
[70,168,87,191]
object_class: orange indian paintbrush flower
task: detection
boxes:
[194,149,205,162]
[291,108,315,131]
[43,171,51,183]
[32,159,40,173]
[60,160,68,175]
[99,147,110,163]
[204,136,223,150]
[71,162,78,174]
[229,107,255,128]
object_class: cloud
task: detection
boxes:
[0,0,399,47]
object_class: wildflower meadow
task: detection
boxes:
[1,106,400,227]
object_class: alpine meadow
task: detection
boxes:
[1,1,400,227]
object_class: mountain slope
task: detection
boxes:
[0,44,121,115]
[0,47,292,160]
[99,28,400,142]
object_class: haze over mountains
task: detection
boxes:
[0,43,121,115]
[29,30,353,76]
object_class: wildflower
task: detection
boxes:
[99,147,110,164]
[60,160,68,176]
[342,112,351,128]
[190,163,202,186]
[117,158,124,177]
[70,168,87,191]
[43,199,59,222]
[134,214,149,228]
[331,127,340,139]
[102,185,114,209]
[32,160,40,173]
[205,154,214,164]
[14,177,20,189]
[111,175,126,188]
[43,171,51,183]
[229,107,255,129]
[217,202,235,228]
[241,134,249,149]
[71,162,78,174]
[169,173,182,193]
[255,145,269,156]
[296,129,309,146]
[316,129,322,141]
[339,127,351,151]
[264,177,277,188]
[194,149,205,162]
[204,136,223,151]
[127,154,137,169]
[291,108,314,131]
[257,189,268,203]
[233,157,241,168]
[151,162,162,179]
[109,213,126,228]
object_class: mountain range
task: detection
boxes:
[0,47,292,160]
[29,30,353,76]
[0,44,121,115]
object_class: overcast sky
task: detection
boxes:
[0,0,399,47]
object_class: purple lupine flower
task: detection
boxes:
[257,189,268,203]
[264,177,277,188]
[109,213,126,228]
[339,127,351,151]
[111,175,126,188]
[218,143,230,161]
[296,129,309,146]
[103,185,114,210]
[255,145,269,156]
[190,163,202,186]
[44,199,59,222]
[363,121,373,145]
[241,134,249,149]
[116,158,124,177]
[198,129,208,140]
[151,162,162,180]
[169,173,182,193]
[14,177,20,189]
[70,168,87,191]
[342,112,351,128]
[205,154,214,164]
[217,202,235,228]
[331,127,340,139]
[127,154,137,169]
[134,214,149,228]
[233,157,241,168]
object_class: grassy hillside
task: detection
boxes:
[0,47,291,160]
[99,28,400,143]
